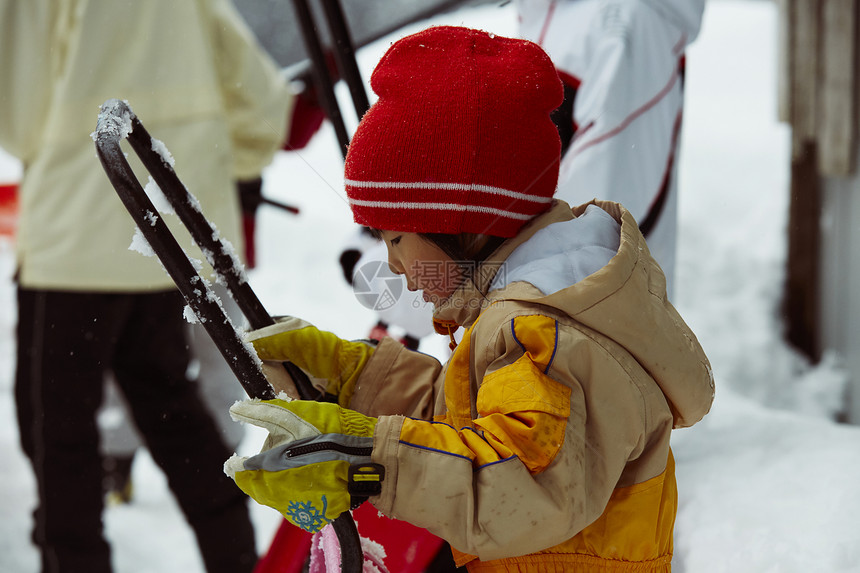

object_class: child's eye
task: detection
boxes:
[389,236,402,246]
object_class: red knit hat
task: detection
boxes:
[345,26,563,238]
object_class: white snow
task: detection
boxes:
[183,304,200,324]
[92,99,133,143]
[151,137,176,168]
[144,176,175,214]
[128,225,155,257]
[1,1,859,572]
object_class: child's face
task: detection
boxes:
[379,230,459,306]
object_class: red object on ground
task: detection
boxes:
[253,519,313,573]
[351,503,445,572]
[0,183,18,237]
[254,504,446,573]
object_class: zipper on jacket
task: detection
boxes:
[284,441,372,459]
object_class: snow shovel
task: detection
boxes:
[93,98,364,573]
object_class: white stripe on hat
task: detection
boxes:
[344,179,553,204]
[348,199,534,220]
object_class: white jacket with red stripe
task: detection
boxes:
[515,0,706,296]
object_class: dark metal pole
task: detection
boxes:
[94,98,363,573]
[349,0,472,51]
[93,100,275,400]
[260,196,300,215]
[118,108,321,399]
[292,0,350,158]
[320,0,370,119]
[125,117,273,328]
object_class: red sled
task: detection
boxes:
[254,503,447,573]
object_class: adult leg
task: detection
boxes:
[98,376,141,503]
[15,288,119,573]
[111,290,256,573]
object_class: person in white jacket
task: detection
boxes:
[515,0,706,297]
[0,1,293,571]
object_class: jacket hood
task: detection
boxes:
[434,200,714,428]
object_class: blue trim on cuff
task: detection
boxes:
[406,417,458,431]
[511,317,560,375]
[544,320,559,375]
[510,318,526,354]
[476,455,519,470]
[398,440,474,463]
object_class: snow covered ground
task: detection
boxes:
[2,1,859,571]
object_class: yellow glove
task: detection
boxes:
[245,317,374,406]
[224,398,383,533]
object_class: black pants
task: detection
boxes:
[15,289,256,573]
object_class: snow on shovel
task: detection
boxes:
[93,98,365,573]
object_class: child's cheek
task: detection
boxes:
[414,260,461,298]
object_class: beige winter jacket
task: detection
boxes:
[0,0,291,290]
[349,200,714,571]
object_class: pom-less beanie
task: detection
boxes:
[344,26,563,238]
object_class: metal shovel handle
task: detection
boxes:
[93,98,363,572]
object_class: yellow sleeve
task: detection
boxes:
[371,314,583,560]
[399,314,570,474]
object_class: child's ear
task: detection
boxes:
[464,233,506,263]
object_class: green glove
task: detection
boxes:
[225,398,383,533]
[245,317,375,406]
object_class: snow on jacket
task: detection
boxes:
[0,0,291,290]
[348,200,714,571]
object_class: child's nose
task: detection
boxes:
[386,258,403,275]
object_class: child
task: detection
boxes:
[226,26,714,572]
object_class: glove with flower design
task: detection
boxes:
[245,317,375,406]
[224,398,383,533]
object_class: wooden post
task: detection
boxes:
[818,0,857,175]
[781,0,822,361]
[790,0,820,153]
[778,0,860,406]
[784,141,821,361]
